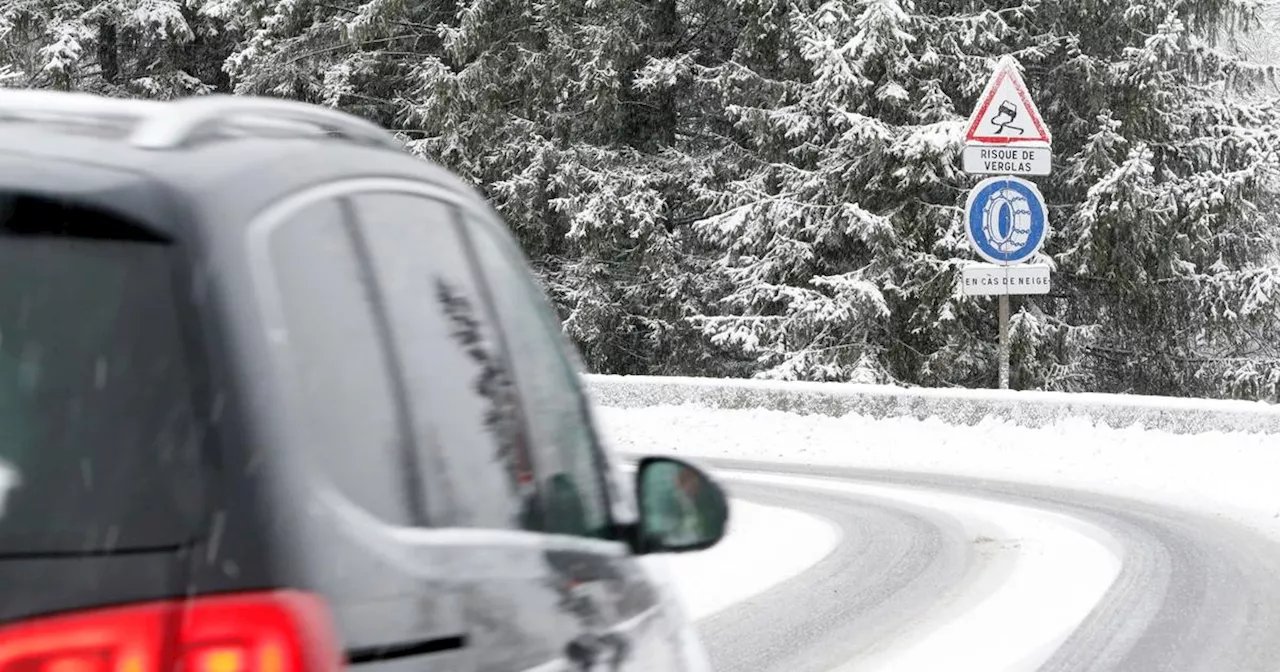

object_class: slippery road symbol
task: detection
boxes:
[989,101,1024,136]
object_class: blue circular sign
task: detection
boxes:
[964,175,1048,265]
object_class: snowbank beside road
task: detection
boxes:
[598,404,1280,542]
[587,374,1280,435]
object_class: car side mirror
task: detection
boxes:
[632,457,729,554]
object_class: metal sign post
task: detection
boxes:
[998,295,1010,389]
[960,56,1053,389]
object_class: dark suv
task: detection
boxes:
[0,90,729,672]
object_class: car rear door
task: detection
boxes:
[342,188,581,672]
[341,183,687,672]
[248,192,474,672]
[0,186,207,624]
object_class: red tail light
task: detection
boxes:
[0,592,342,672]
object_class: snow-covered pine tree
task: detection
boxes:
[688,0,883,383]
[0,0,235,97]
[688,0,1008,384]
[25,0,1266,399]
[1050,9,1280,398]
[226,0,736,375]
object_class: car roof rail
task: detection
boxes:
[128,94,404,152]
[0,89,403,152]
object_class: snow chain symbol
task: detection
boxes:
[980,186,1033,254]
[964,175,1048,265]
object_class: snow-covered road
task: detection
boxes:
[605,405,1280,672]
[659,496,839,621]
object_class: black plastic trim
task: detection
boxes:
[346,635,467,664]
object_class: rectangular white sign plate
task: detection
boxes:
[962,144,1051,176]
[961,263,1051,296]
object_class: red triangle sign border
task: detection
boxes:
[964,58,1052,145]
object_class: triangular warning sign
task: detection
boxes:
[964,56,1052,145]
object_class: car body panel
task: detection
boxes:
[0,105,712,672]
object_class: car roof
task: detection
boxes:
[0,91,488,238]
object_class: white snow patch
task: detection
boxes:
[642,497,839,621]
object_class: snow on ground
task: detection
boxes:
[598,404,1280,542]
[643,496,839,620]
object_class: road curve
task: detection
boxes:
[689,457,1280,672]
[693,479,981,672]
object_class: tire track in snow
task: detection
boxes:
[692,479,980,672]
[691,457,1280,672]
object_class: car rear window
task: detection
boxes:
[0,194,204,556]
